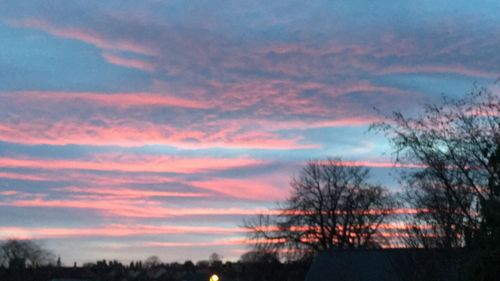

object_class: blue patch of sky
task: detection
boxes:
[0,175,69,191]
[0,24,151,92]
[0,207,104,228]
[377,73,489,100]
[278,125,390,158]
[0,141,110,159]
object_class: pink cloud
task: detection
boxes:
[0,172,49,181]
[0,190,18,196]
[0,224,244,240]
[202,77,419,121]
[144,238,248,248]
[0,170,177,187]
[190,178,285,200]
[101,52,155,72]
[0,93,319,148]
[14,19,156,56]
[0,190,421,218]
[0,222,429,240]
[57,186,212,199]
[0,155,264,174]
[0,75,415,151]
[7,91,209,109]
[0,119,313,150]
[0,198,280,218]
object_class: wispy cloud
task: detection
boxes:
[0,224,244,240]
[144,238,248,248]
[2,91,209,109]
[101,52,155,72]
[190,178,285,200]
[57,186,212,199]
[0,155,264,174]
[12,18,157,56]
[0,198,280,218]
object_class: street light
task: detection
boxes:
[210,274,220,281]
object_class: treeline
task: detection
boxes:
[0,246,308,281]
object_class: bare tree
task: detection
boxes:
[0,239,55,268]
[402,168,475,248]
[373,86,499,249]
[373,85,500,280]
[245,158,393,260]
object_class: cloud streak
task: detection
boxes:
[0,198,281,218]
[13,18,157,56]
[0,224,244,240]
[0,155,264,174]
[57,186,212,199]
[101,52,155,72]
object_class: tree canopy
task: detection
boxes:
[0,239,55,268]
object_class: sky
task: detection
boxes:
[0,0,499,264]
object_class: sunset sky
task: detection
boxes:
[1,1,499,264]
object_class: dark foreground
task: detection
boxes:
[0,261,309,281]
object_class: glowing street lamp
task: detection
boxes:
[210,274,220,281]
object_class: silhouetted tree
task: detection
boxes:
[144,255,161,268]
[183,260,195,272]
[0,239,55,268]
[373,85,499,279]
[209,252,223,271]
[245,158,393,260]
[209,252,222,265]
[240,251,280,264]
[196,260,209,268]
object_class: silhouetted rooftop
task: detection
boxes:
[305,248,464,281]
